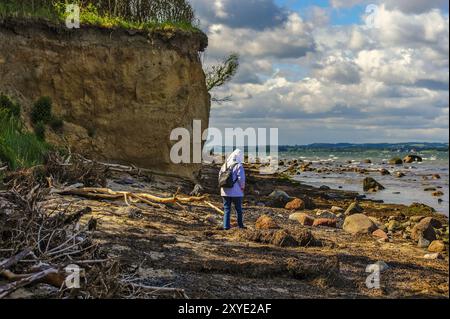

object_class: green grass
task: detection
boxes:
[0,108,49,170]
[0,1,200,32]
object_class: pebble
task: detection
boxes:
[372,229,388,240]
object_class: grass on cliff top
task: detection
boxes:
[0,98,49,170]
[0,1,200,33]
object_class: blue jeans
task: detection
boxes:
[222,196,244,229]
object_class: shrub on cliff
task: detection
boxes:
[0,109,49,170]
[30,97,64,136]
[0,94,21,118]
[31,96,53,125]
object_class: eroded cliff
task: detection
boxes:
[0,19,210,179]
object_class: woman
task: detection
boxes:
[219,149,246,230]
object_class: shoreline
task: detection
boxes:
[276,155,449,216]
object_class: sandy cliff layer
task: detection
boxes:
[0,19,210,179]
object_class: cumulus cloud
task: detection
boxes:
[190,0,288,29]
[193,0,449,143]
[382,0,449,14]
[205,13,315,59]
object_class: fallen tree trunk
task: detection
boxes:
[55,187,208,206]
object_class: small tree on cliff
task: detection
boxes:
[205,53,240,103]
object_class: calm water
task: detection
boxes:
[280,150,449,216]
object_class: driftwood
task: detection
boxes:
[0,268,61,298]
[204,201,225,215]
[1,267,67,289]
[55,187,208,206]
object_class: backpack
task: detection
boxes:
[218,162,238,188]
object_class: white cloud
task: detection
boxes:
[195,0,449,144]
[205,13,315,59]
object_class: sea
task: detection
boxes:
[279,149,449,216]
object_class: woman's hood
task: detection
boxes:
[226,149,244,167]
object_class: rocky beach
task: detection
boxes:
[1,155,448,299]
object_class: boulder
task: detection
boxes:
[255,215,279,230]
[411,218,437,242]
[363,177,385,192]
[344,202,364,215]
[285,198,305,211]
[403,155,423,163]
[343,214,378,235]
[428,240,446,253]
[389,157,403,165]
[289,213,314,226]
[313,218,337,228]
[379,168,391,176]
[267,190,292,208]
[315,210,337,220]
[421,217,443,229]
[432,174,441,180]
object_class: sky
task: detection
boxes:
[189,0,449,145]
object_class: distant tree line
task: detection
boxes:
[0,0,196,24]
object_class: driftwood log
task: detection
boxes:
[0,268,63,298]
[55,187,208,206]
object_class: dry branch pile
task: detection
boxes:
[0,152,192,299]
[0,181,117,298]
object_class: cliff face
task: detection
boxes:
[0,19,210,179]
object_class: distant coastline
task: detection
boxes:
[279,142,449,152]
